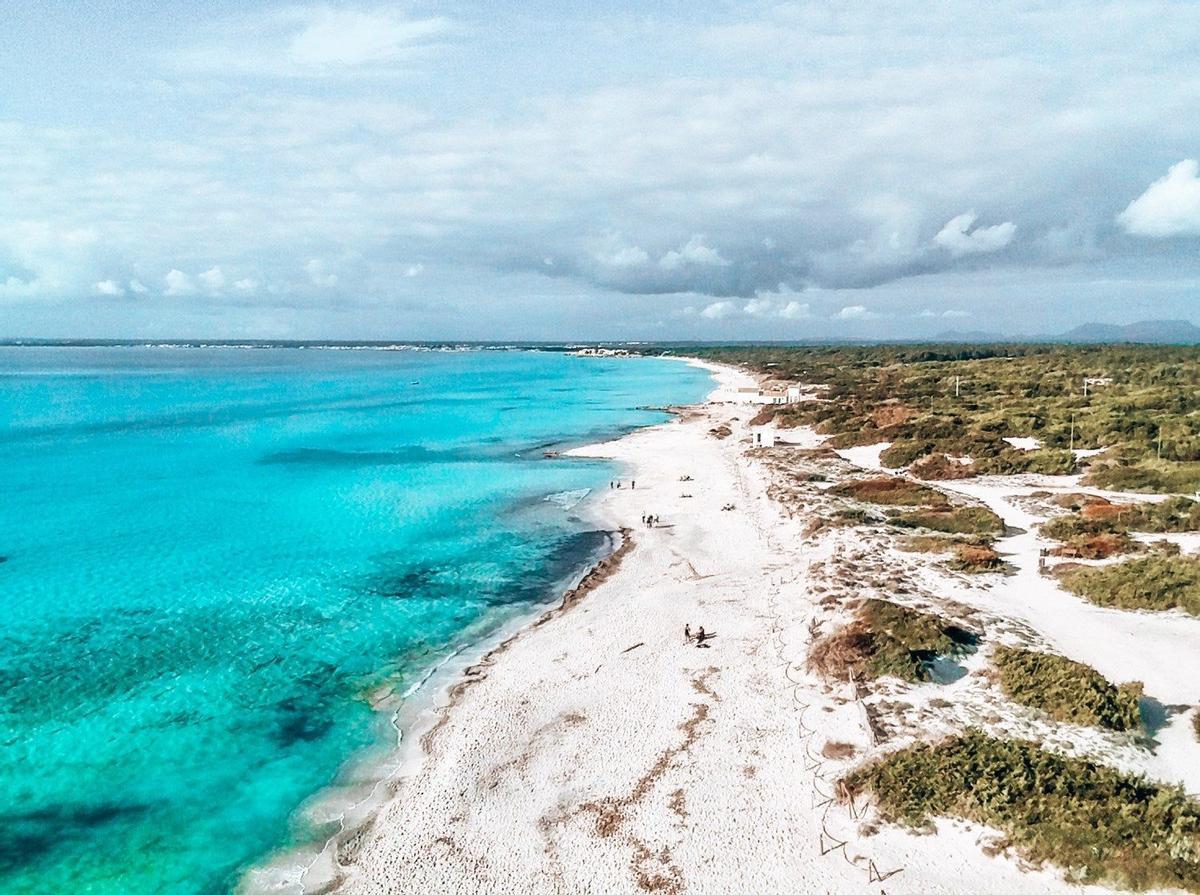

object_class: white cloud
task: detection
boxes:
[743,298,774,316]
[659,235,729,270]
[600,246,649,267]
[164,269,194,296]
[95,279,124,296]
[933,213,1017,256]
[835,304,877,320]
[128,279,149,294]
[1118,159,1200,237]
[700,300,736,319]
[305,259,337,287]
[176,8,451,77]
[404,263,424,277]
[289,9,448,68]
[919,308,970,318]
[778,300,810,320]
[233,278,259,293]
[199,266,226,291]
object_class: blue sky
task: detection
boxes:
[2,1,1199,339]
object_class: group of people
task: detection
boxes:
[683,624,713,648]
[608,480,635,489]
[641,513,661,527]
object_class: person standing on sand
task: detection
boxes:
[684,624,692,643]
[632,480,636,489]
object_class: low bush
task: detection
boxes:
[993,646,1142,731]
[898,534,964,554]
[975,448,1077,476]
[892,505,1005,536]
[1086,460,1200,495]
[830,476,948,506]
[1049,532,1136,559]
[951,544,1003,572]
[879,440,932,468]
[841,731,1200,891]
[1193,711,1200,744]
[1059,555,1200,617]
[747,406,777,427]
[807,599,979,683]
[909,453,978,480]
[1044,497,1200,539]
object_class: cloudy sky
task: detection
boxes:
[2,1,1199,340]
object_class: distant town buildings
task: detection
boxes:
[571,347,632,357]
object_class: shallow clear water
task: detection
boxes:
[0,346,710,895]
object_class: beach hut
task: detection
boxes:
[751,423,777,448]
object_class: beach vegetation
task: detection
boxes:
[907,453,977,480]
[807,599,979,683]
[950,543,1003,572]
[1058,554,1200,616]
[992,646,1142,731]
[652,345,1200,494]
[879,439,931,468]
[841,731,1200,891]
[830,476,947,506]
[891,505,1005,536]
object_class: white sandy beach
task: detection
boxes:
[241,358,1199,895]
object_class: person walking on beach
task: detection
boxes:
[695,626,706,646]
[632,480,636,489]
[684,624,692,643]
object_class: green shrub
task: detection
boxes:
[879,440,931,468]
[1129,496,1200,532]
[1194,712,1200,744]
[1060,555,1200,616]
[829,476,948,506]
[842,731,1200,891]
[976,448,1077,476]
[892,505,1005,536]
[1086,460,1200,494]
[993,646,1142,731]
[807,599,979,683]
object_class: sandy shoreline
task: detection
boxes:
[248,357,1200,895]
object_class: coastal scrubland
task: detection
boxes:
[656,344,1200,494]
[649,344,1200,889]
[842,731,1200,892]
[992,646,1143,732]
[807,598,979,683]
[1058,554,1200,616]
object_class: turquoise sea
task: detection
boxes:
[0,346,711,895]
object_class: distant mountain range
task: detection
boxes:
[935,319,1200,345]
[1057,319,1200,344]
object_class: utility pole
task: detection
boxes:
[954,375,960,398]
[1158,426,1164,461]
[1069,412,1075,452]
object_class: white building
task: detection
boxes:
[738,384,805,405]
[751,424,777,447]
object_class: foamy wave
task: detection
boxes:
[544,488,590,510]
